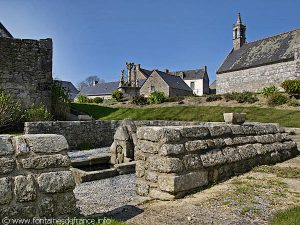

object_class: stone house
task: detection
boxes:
[80,81,120,100]
[169,66,209,96]
[0,22,53,109]
[140,70,193,97]
[216,14,300,94]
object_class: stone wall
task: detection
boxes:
[135,123,299,200]
[25,120,209,149]
[216,59,299,94]
[0,37,53,109]
[140,72,170,97]
[0,134,76,219]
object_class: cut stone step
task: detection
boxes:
[114,161,136,175]
[71,153,111,167]
[71,167,118,184]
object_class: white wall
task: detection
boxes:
[184,79,204,96]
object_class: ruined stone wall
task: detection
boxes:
[0,37,53,109]
[25,120,210,149]
[135,124,299,200]
[0,134,76,219]
[216,60,298,94]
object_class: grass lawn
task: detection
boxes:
[71,103,300,127]
[271,206,300,225]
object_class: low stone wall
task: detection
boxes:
[25,120,208,149]
[135,123,299,200]
[0,134,76,219]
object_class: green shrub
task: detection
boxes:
[224,92,258,104]
[52,80,70,120]
[206,95,222,102]
[223,92,236,102]
[267,93,288,106]
[93,97,103,104]
[148,91,166,104]
[0,89,23,131]
[112,90,123,102]
[76,93,89,103]
[261,85,279,98]
[288,99,300,107]
[24,104,52,122]
[235,92,258,103]
[131,95,148,105]
[281,80,300,96]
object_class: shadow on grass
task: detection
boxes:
[71,103,120,119]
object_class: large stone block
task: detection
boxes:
[148,156,183,173]
[200,149,226,167]
[185,140,208,152]
[237,144,258,159]
[0,177,12,205]
[183,154,203,170]
[21,154,70,169]
[15,134,69,154]
[39,197,55,217]
[145,171,158,183]
[14,175,36,202]
[158,171,208,193]
[232,136,256,145]
[53,192,76,215]
[138,140,158,154]
[0,157,15,174]
[222,147,242,163]
[114,126,130,141]
[0,135,14,156]
[254,134,277,144]
[37,171,75,193]
[180,127,210,139]
[137,127,181,143]
[136,179,150,196]
[208,126,232,137]
[159,144,185,156]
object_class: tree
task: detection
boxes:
[77,76,105,90]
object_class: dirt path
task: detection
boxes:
[126,156,300,225]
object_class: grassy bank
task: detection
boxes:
[71,103,300,127]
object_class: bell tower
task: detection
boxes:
[233,13,246,50]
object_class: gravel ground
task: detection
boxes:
[68,147,111,161]
[74,174,138,216]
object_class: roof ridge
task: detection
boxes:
[246,27,300,45]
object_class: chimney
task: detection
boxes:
[135,64,141,71]
[93,80,98,86]
[164,69,169,74]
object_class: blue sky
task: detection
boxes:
[0,0,299,86]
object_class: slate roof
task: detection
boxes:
[0,22,13,38]
[209,80,216,89]
[140,68,152,78]
[80,81,120,96]
[217,28,300,74]
[55,80,79,100]
[154,70,193,91]
[170,67,207,80]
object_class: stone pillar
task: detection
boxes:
[0,134,76,219]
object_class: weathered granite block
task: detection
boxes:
[37,171,75,193]
[0,157,15,174]
[15,134,68,154]
[200,149,227,167]
[237,144,258,159]
[0,177,12,205]
[136,179,150,196]
[148,156,183,173]
[185,140,208,152]
[149,189,175,200]
[138,140,158,154]
[180,127,210,138]
[21,154,70,169]
[0,135,14,156]
[158,171,208,193]
[208,126,232,137]
[183,154,203,170]
[222,147,242,163]
[14,175,36,202]
[159,144,185,156]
